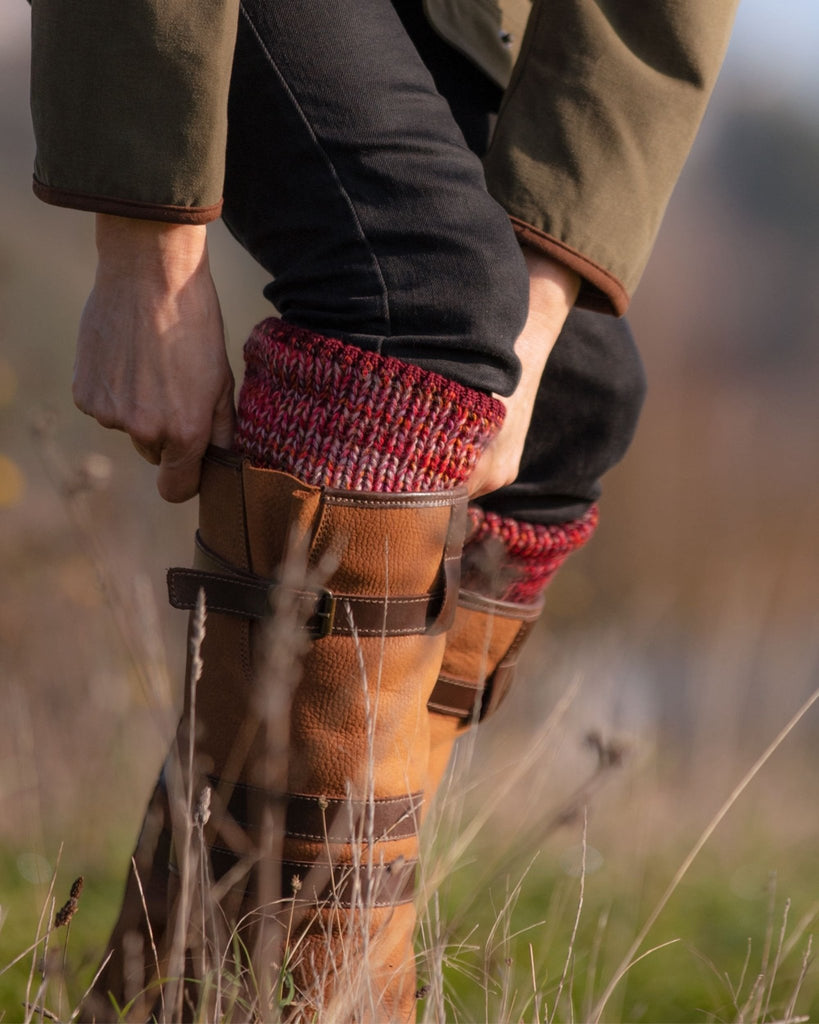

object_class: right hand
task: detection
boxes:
[468,249,580,498]
[73,214,236,502]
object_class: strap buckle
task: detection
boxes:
[308,587,337,638]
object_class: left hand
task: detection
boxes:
[468,249,580,497]
[73,215,236,503]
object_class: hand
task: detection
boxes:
[468,250,580,497]
[73,215,236,502]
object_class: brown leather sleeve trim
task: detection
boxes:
[32,179,223,225]
[510,217,630,317]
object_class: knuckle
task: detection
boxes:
[163,426,208,467]
[74,395,119,431]
[128,422,160,449]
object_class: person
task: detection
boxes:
[30,0,738,1019]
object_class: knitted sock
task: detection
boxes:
[234,319,505,493]
[462,504,599,605]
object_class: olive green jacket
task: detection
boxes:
[30,0,737,313]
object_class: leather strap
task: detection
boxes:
[198,838,417,908]
[168,534,449,638]
[168,564,447,639]
[279,856,417,907]
[207,776,423,843]
[426,675,482,720]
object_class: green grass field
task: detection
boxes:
[3,769,818,1022]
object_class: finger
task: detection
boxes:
[209,389,237,451]
[130,437,162,465]
[465,452,491,499]
[155,442,206,503]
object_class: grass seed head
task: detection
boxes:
[54,876,84,928]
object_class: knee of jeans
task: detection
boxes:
[561,309,647,463]
[336,221,530,396]
[599,315,647,443]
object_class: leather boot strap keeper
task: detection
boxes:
[164,776,424,908]
[184,774,421,905]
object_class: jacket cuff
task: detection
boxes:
[511,219,628,317]
[32,180,223,226]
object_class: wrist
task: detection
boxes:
[522,248,580,324]
[94,214,209,283]
[506,250,578,390]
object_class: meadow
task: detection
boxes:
[1,419,818,1020]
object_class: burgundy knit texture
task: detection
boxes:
[234,319,505,493]
[463,504,599,605]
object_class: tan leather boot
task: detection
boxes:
[83,584,531,1021]
[113,448,466,1022]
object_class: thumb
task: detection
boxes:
[156,441,207,503]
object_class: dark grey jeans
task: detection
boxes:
[222,0,645,524]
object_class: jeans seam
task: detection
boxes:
[239,2,391,336]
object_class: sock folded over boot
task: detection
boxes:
[235,319,503,491]
[461,504,599,604]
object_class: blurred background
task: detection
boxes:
[2,3,819,1020]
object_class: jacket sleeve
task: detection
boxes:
[30,0,240,223]
[483,1,739,314]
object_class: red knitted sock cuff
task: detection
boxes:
[462,505,599,605]
[234,318,505,493]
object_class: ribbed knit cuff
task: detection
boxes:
[234,319,505,493]
[462,505,599,605]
